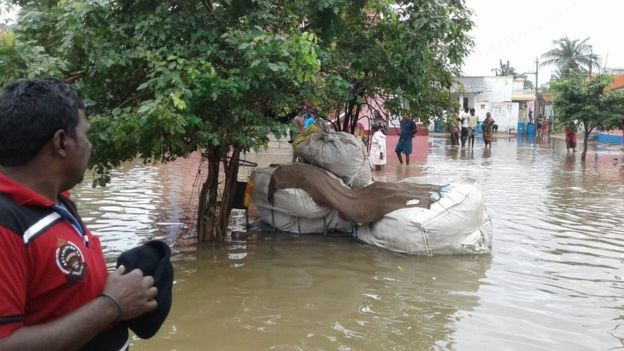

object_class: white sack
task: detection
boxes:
[257,206,354,234]
[297,123,373,189]
[356,177,492,255]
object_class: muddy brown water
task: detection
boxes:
[72,135,624,350]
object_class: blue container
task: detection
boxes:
[596,133,624,145]
[527,122,536,135]
[476,121,483,134]
[517,122,526,135]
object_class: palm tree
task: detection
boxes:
[541,37,601,78]
[492,59,518,76]
[492,59,533,89]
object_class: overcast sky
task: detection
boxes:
[463,0,624,86]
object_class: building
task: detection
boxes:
[453,76,535,132]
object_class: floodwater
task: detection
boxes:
[71,134,624,350]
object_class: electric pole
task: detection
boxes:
[535,57,539,99]
[589,46,593,77]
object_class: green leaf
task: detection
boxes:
[170,93,187,111]
[267,63,279,72]
[137,82,149,90]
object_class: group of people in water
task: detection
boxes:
[450,107,496,149]
[291,101,580,175]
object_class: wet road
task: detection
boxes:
[72,134,624,350]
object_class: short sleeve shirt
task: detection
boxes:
[399,119,417,139]
[0,173,108,337]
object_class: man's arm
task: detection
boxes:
[0,266,157,351]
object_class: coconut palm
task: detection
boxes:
[492,59,533,89]
[492,59,518,76]
[541,37,601,78]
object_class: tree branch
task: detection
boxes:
[201,0,212,12]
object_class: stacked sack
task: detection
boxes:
[293,121,373,189]
[251,166,354,234]
[250,123,493,255]
[250,120,373,234]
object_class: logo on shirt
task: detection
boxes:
[56,240,86,282]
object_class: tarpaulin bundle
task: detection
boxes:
[267,163,441,224]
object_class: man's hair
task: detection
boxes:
[0,78,84,166]
[469,108,475,114]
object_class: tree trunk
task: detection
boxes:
[350,100,362,134]
[215,147,241,241]
[196,146,242,242]
[581,128,591,162]
[342,99,354,132]
[197,147,221,241]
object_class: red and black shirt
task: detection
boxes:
[0,172,127,349]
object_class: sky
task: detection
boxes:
[463,0,624,87]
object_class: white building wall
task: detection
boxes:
[512,79,525,91]
[489,102,519,132]
[456,76,521,131]
[479,77,513,102]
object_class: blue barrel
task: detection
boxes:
[476,121,483,134]
[527,122,536,135]
[517,122,526,135]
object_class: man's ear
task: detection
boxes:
[51,129,69,158]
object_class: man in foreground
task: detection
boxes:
[0,79,158,351]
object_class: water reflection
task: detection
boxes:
[70,135,624,350]
[135,236,490,351]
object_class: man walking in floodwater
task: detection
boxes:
[395,115,417,165]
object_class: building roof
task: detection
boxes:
[605,75,624,91]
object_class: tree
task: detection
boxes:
[6,0,322,241]
[2,0,474,241]
[309,0,474,133]
[492,59,517,77]
[551,74,624,161]
[491,59,533,89]
[0,27,66,86]
[541,37,601,79]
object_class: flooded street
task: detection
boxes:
[72,135,624,350]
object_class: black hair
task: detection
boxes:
[469,108,475,114]
[0,78,84,166]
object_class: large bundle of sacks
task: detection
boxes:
[250,122,492,255]
[356,176,492,255]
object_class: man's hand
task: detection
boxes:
[102,266,158,321]
[380,152,384,160]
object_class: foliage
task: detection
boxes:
[0,28,66,86]
[2,0,474,240]
[306,0,474,131]
[541,37,601,79]
[551,74,624,160]
[492,59,518,77]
